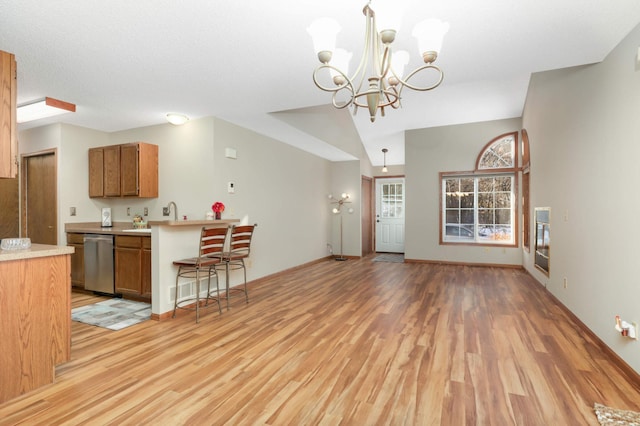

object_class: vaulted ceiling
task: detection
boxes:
[2,0,640,166]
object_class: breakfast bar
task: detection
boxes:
[148,219,239,319]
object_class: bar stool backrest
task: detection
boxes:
[227,224,257,260]
[198,226,229,265]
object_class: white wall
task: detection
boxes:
[404,118,523,265]
[522,23,640,373]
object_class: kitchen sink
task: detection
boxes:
[122,229,151,233]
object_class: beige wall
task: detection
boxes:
[404,118,523,265]
[20,116,336,283]
[523,23,640,373]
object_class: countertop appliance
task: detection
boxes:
[101,207,112,227]
[84,234,115,295]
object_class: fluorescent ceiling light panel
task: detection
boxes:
[17,97,76,123]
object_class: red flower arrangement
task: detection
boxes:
[212,202,225,219]
[212,202,225,213]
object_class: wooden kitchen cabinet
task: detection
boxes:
[0,50,17,178]
[88,145,120,197]
[115,235,151,301]
[67,233,85,289]
[88,142,158,198]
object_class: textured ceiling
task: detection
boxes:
[1,0,640,166]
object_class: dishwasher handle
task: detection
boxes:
[83,234,114,243]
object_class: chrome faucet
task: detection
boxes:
[165,201,178,221]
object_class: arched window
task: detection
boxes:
[476,132,516,171]
[440,132,519,246]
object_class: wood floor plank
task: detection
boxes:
[0,259,638,425]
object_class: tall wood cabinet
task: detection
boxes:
[0,50,17,178]
[89,142,158,198]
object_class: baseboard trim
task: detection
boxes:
[404,258,522,269]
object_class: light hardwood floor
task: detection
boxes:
[0,257,639,425]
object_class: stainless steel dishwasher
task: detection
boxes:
[83,234,115,295]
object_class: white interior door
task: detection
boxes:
[375,178,405,253]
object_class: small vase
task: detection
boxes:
[215,211,221,220]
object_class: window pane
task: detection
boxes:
[446,210,460,223]
[495,176,511,190]
[495,193,510,208]
[478,209,493,224]
[460,209,474,224]
[478,136,515,169]
[478,193,494,208]
[496,209,511,224]
[446,194,459,208]
[460,194,474,208]
[446,179,459,192]
[478,177,494,191]
[460,178,474,192]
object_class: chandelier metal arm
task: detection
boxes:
[312,64,355,109]
[394,64,444,93]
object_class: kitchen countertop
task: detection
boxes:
[148,219,238,226]
[65,219,239,235]
[65,222,152,235]
[0,243,74,262]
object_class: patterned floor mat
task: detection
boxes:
[72,298,151,331]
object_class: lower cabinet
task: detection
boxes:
[67,233,85,289]
[115,235,151,301]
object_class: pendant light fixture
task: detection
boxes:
[382,148,388,173]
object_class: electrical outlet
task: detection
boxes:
[127,207,131,216]
[163,207,170,216]
[70,207,76,216]
[144,207,148,216]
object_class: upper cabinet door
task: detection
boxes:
[103,145,121,197]
[88,148,104,197]
[120,144,139,196]
[0,50,17,178]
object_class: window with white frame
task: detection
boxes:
[440,132,518,246]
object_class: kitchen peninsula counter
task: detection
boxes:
[0,243,73,403]
[66,219,240,319]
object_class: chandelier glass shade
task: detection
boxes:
[307,2,449,122]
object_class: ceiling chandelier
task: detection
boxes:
[307,2,449,122]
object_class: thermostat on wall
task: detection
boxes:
[225,148,237,159]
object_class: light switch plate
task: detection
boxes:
[228,181,235,194]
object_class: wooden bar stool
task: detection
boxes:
[219,224,257,310]
[172,226,229,322]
